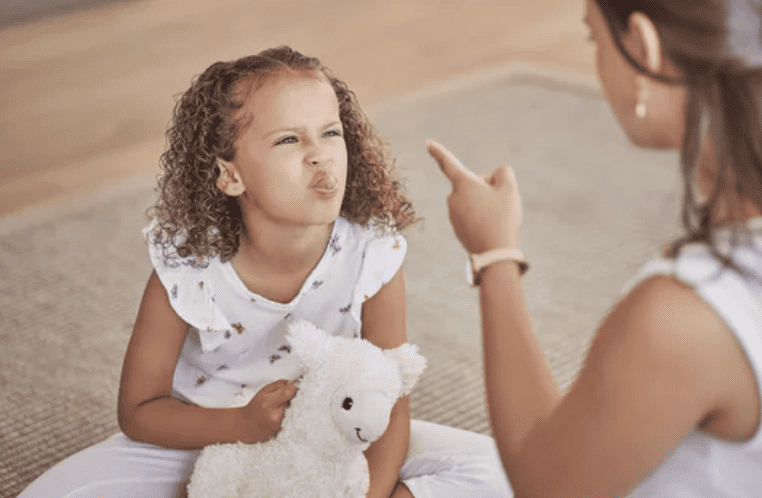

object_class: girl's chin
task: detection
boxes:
[307,204,343,225]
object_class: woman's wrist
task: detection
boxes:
[480,259,523,284]
[468,247,528,285]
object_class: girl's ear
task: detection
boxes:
[216,159,245,196]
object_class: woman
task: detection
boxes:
[428,0,762,496]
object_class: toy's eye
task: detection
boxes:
[342,397,353,410]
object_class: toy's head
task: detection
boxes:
[286,320,426,447]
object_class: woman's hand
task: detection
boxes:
[426,139,523,254]
[239,379,298,443]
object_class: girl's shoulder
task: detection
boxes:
[336,217,408,315]
[337,216,407,256]
[142,218,220,302]
[142,219,232,340]
[143,218,216,270]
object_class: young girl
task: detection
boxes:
[429,0,762,496]
[19,47,512,498]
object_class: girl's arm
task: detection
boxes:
[361,269,411,498]
[118,271,295,449]
[428,140,755,496]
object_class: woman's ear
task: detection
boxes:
[628,12,662,74]
[216,159,245,196]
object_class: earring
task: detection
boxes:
[635,78,649,119]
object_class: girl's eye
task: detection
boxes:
[275,136,298,145]
[324,129,342,138]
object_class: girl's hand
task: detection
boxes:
[426,140,523,254]
[240,379,298,443]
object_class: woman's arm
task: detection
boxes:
[118,271,295,449]
[428,140,753,496]
[361,269,411,498]
[479,262,744,496]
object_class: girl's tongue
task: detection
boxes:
[311,172,338,191]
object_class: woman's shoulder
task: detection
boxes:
[601,243,762,411]
[582,271,742,425]
[619,243,761,346]
[611,272,724,355]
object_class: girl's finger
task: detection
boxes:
[276,382,298,404]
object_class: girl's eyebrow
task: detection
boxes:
[265,126,300,138]
[264,121,342,138]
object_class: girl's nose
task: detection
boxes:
[305,143,330,166]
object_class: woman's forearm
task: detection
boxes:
[119,396,250,450]
[478,261,560,470]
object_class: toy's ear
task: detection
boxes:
[286,320,328,367]
[383,343,426,396]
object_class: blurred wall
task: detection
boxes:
[1,0,134,28]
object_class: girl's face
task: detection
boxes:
[220,71,348,228]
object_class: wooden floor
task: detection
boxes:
[0,0,596,218]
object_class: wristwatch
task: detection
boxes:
[466,247,528,286]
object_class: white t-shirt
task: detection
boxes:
[625,218,762,497]
[143,216,406,409]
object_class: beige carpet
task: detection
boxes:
[0,64,683,497]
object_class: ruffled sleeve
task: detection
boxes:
[351,228,407,322]
[143,220,232,352]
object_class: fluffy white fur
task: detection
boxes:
[187,320,426,498]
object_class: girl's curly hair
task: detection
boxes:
[148,46,417,264]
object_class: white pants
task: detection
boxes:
[19,420,513,498]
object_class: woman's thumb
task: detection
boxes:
[489,165,513,188]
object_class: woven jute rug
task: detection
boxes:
[0,63,682,497]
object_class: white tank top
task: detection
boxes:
[625,218,762,497]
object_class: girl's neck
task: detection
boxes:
[230,220,335,302]
[236,220,333,273]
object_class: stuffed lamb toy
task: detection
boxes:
[187,319,426,498]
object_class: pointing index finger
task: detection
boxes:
[426,140,484,185]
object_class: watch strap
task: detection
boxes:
[469,247,528,285]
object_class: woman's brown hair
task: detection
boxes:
[149,46,417,265]
[594,0,762,275]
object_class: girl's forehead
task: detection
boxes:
[239,70,335,110]
[233,70,339,126]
